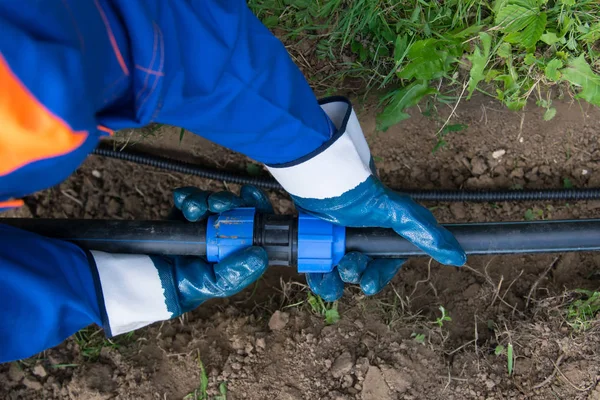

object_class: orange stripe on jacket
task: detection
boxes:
[0,199,24,210]
[0,55,88,176]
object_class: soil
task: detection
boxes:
[2,95,600,400]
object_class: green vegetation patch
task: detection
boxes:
[250,0,600,128]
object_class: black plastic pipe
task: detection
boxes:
[3,218,600,264]
[93,144,282,189]
[92,143,600,202]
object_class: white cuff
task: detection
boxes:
[266,98,373,199]
[91,251,172,336]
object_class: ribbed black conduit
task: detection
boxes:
[93,144,600,203]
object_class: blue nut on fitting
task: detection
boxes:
[206,208,255,263]
[297,213,346,274]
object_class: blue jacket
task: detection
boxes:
[0,0,330,362]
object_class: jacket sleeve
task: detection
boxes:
[0,225,101,363]
[0,0,333,361]
[0,0,331,205]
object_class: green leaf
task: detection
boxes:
[580,23,600,44]
[467,32,492,98]
[524,53,537,65]
[545,59,563,81]
[504,12,547,48]
[442,124,468,134]
[507,343,514,376]
[179,128,186,143]
[496,5,537,33]
[262,16,279,28]
[397,39,455,81]
[560,55,600,107]
[540,31,560,45]
[411,333,426,344]
[451,24,484,39]
[543,107,557,121]
[377,81,436,131]
[394,35,408,63]
[494,345,506,356]
[246,163,262,176]
[497,42,512,59]
[563,177,574,189]
[325,308,340,325]
[506,97,527,111]
[495,1,546,49]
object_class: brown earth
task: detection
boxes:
[1,95,600,399]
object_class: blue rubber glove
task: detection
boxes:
[168,185,273,310]
[267,97,466,301]
[90,185,273,337]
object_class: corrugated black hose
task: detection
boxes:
[92,143,600,203]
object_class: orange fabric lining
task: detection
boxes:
[94,0,129,76]
[97,125,114,135]
[0,55,88,176]
[0,199,24,210]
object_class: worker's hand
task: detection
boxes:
[89,185,275,338]
[297,178,466,301]
[266,97,466,302]
[166,185,273,310]
[306,253,406,302]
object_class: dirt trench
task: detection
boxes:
[1,95,600,400]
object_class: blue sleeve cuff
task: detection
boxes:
[0,225,101,362]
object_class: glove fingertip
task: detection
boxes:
[208,191,244,213]
[430,236,467,267]
[337,252,370,284]
[173,186,197,209]
[360,259,405,296]
[306,272,344,302]
[241,185,274,213]
[244,246,269,269]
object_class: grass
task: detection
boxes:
[434,305,452,327]
[307,292,341,324]
[494,343,515,376]
[74,327,135,362]
[185,351,228,400]
[249,0,600,130]
[566,289,600,332]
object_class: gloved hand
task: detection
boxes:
[91,185,274,336]
[267,97,466,302]
[166,185,274,312]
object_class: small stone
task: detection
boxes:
[330,351,354,378]
[341,374,354,388]
[280,386,303,400]
[463,283,481,299]
[231,362,242,371]
[32,364,47,378]
[539,165,552,176]
[354,320,364,329]
[470,157,488,176]
[492,149,506,159]
[485,379,496,390]
[355,357,370,375]
[268,311,289,331]
[583,169,589,175]
[449,203,466,220]
[8,363,24,382]
[510,168,524,178]
[22,377,43,391]
[255,337,266,349]
[362,366,392,400]
[381,366,411,394]
[92,170,102,178]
